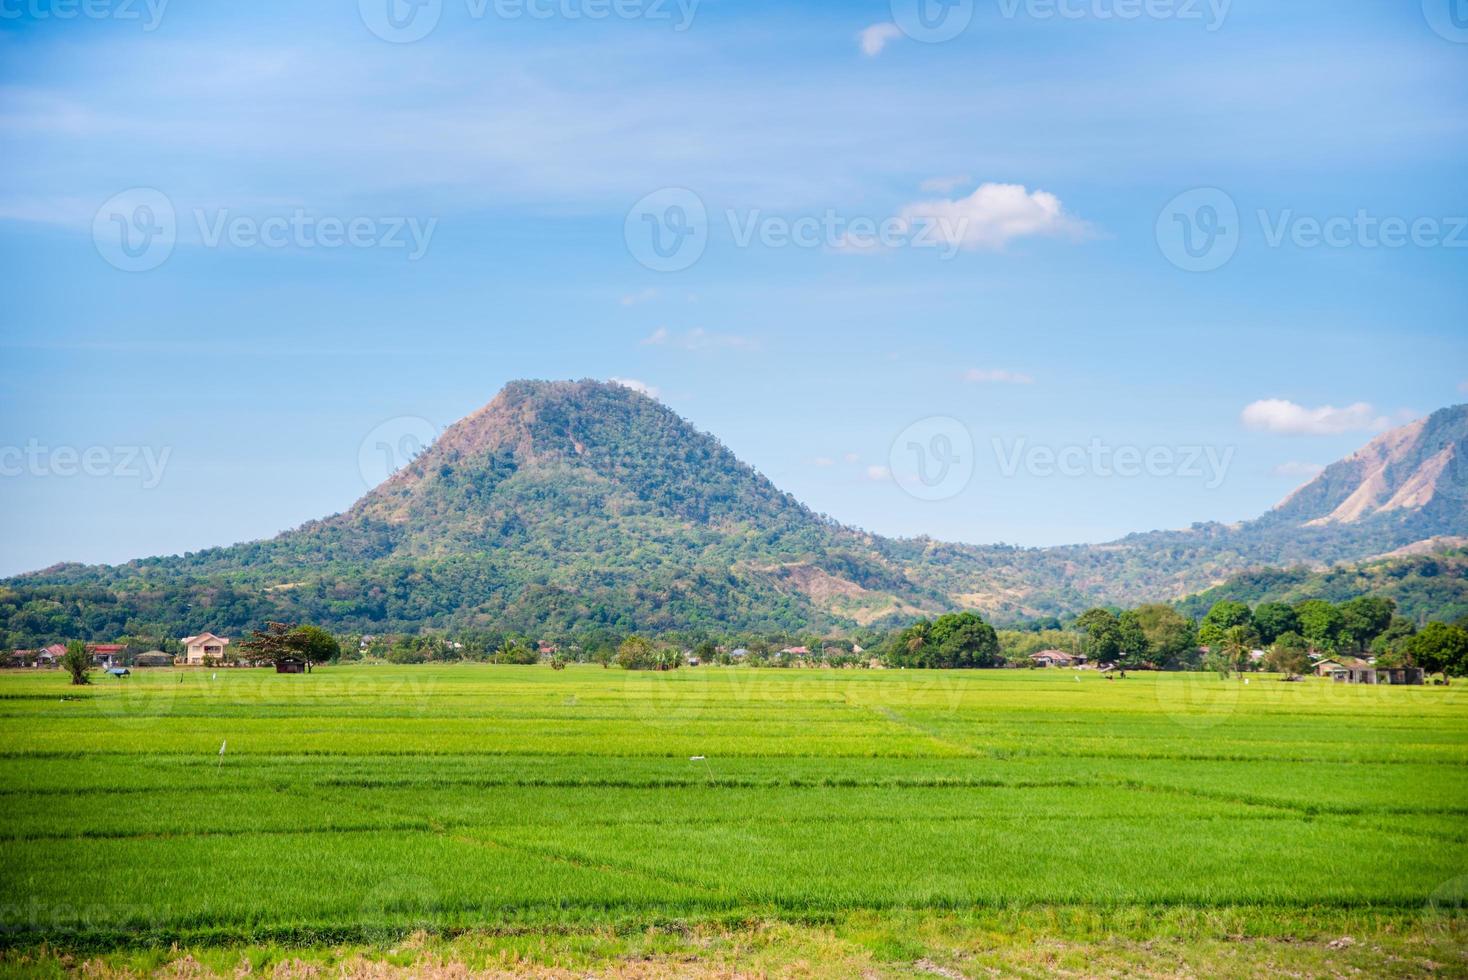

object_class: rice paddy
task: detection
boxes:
[1,664,1465,976]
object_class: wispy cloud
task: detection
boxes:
[1458,380,1468,395]
[859,23,904,57]
[620,288,659,307]
[1241,399,1389,436]
[609,377,660,398]
[641,327,756,351]
[865,464,891,482]
[919,175,970,194]
[898,183,1092,252]
[1272,460,1326,479]
[964,368,1034,385]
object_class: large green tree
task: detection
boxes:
[1407,622,1468,678]
[1129,603,1199,669]
[888,612,1000,669]
[1262,631,1310,676]
[1294,599,1345,653]
[1116,610,1149,668]
[1074,608,1122,664]
[1199,600,1253,648]
[1252,602,1299,645]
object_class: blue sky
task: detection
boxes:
[1,0,1465,577]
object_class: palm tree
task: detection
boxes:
[61,641,92,686]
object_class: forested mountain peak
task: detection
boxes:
[346,378,817,532]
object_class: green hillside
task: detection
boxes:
[1176,548,1468,625]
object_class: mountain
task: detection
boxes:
[1270,407,1466,529]
[2,383,1465,644]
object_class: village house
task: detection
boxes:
[1313,657,1369,677]
[1325,663,1425,685]
[181,632,231,665]
[1032,650,1081,668]
[88,643,126,668]
[9,644,68,668]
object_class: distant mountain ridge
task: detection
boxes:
[3,382,1465,641]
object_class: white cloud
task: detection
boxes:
[859,23,904,57]
[1240,399,1389,436]
[866,464,891,481]
[897,183,1092,252]
[811,456,835,467]
[919,175,970,194]
[640,327,755,351]
[620,288,658,306]
[964,368,1034,385]
[1458,380,1468,395]
[1272,461,1326,479]
[609,377,660,398]
[843,452,861,464]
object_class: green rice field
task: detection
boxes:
[1,664,1465,976]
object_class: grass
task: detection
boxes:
[1,664,1465,976]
